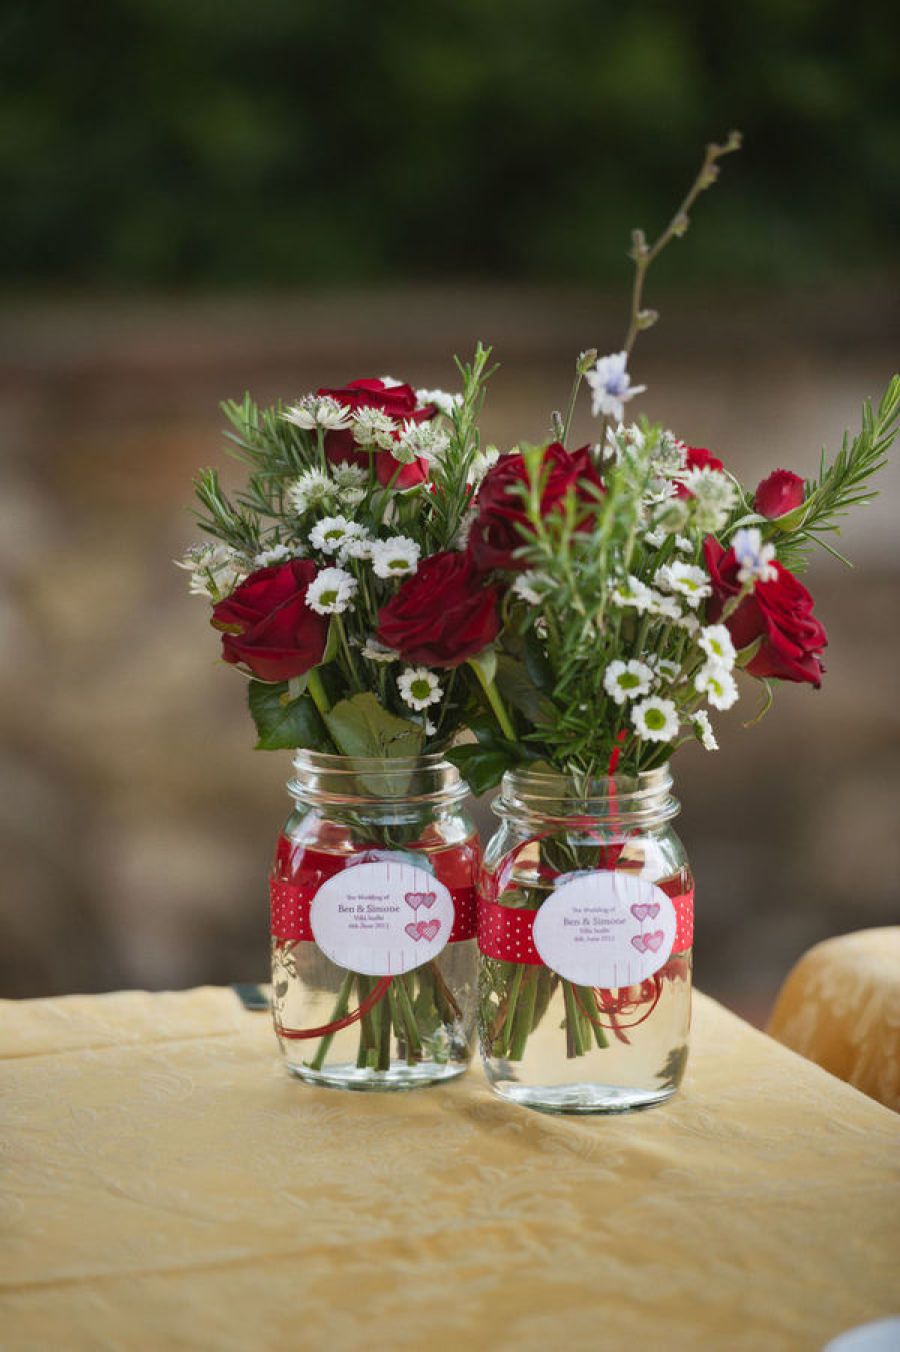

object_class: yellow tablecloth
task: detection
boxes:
[1,988,897,1352]
[768,927,900,1112]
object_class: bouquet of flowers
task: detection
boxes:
[183,130,898,1091]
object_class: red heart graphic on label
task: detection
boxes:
[404,891,437,911]
[630,933,647,952]
[644,930,664,953]
[418,918,441,942]
[404,922,423,942]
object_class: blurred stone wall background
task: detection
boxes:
[2,287,897,1020]
[1,0,898,1019]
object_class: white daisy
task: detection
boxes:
[694,663,739,710]
[647,590,683,621]
[631,696,679,743]
[733,526,778,585]
[309,515,365,555]
[285,470,334,515]
[416,387,463,416]
[253,542,300,569]
[677,612,701,637]
[585,351,646,422]
[603,659,654,705]
[653,657,682,683]
[176,543,248,600]
[644,526,668,549]
[655,561,711,607]
[397,666,443,712]
[675,535,694,553]
[611,575,653,612]
[699,624,736,669]
[691,710,719,751]
[360,638,399,664]
[282,395,352,431]
[329,461,368,506]
[371,536,420,580]
[305,567,358,615]
[378,375,403,388]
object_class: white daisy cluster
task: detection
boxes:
[176,543,248,600]
[693,622,739,710]
[631,696,679,743]
[282,395,352,431]
[654,561,711,608]
[691,709,719,751]
[603,659,654,705]
[611,575,653,612]
[309,516,368,556]
[397,666,443,712]
[305,567,358,616]
[732,526,778,585]
[512,570,555,606]
[253,542,303,569]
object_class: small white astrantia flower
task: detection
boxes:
[467,444,501,487]
[586,351,647,422]
[396,419,451,465]
[416,387,464,417]
[329,461,368,506]
[371,536,421,579]
[282,395,352,431]
[692,710,719,751]
[699,623,736,669]
[309,515,364,555]
[253,542,300,569]
[285,469,334,515]
[631,696,679,743]
[397,666,443,711]
[681,466,737,532]
[654,495,691,534]
[513,570,553,606]
[650,431,687,479]
[453,506,477,552]
[656,561,711,607]
[305,567,358,615]
[176,543,249,600]
[603,659,654,705]
[694,663,739,710]
[733,526,778,585]
[611,575,653,612]
[360,637,399,663]
[352,406,397,449]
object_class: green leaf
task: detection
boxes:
[523,629,556,695]
[445,743,517,795]
[323,692,425,760]
[248,681,329,751]
[495,654,558,726]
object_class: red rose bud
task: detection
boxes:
[377,551,501,667]
[703,537,827,687]
[316,378,435,489]
[675,446,726,499]
[211,559,328,683]
[467,442,603,572]
[753,469,805,519]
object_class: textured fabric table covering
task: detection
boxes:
[768,927,900,1112]
[1,987,897,1352]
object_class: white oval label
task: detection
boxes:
[310,858,454,976]
[532,871,676,987]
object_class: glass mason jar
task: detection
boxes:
[479,766,693,1114]
[270,751,480,1090]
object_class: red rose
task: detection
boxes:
[675,445,726,498]
[704,537,827,687]
[211,559,328,683]
[377,551,501,666]
[467,442,603,572]
[316,378,435,489]
[754,469,805,519]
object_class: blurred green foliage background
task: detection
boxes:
[3,0,898,290]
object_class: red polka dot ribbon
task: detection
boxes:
[270,879,477,944]
[477,889,694,964]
